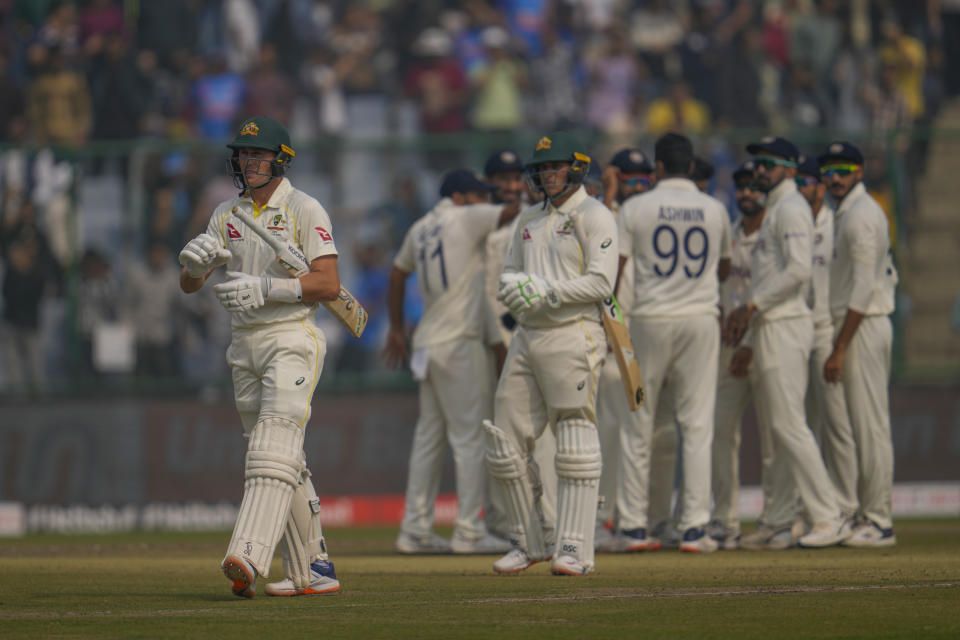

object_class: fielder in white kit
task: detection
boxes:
[486,131,618,576]
[615,133,731,554]
[178,116,341,598]
[385,169,516,555]
[795,154,859,523]
[725,136,850,548]
[818,141,899,547]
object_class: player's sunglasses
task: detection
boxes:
[753,156,797,170]
[794,175,819,187]
[621,174,652,187]
[820,164,860,178]
[734,180,762,192]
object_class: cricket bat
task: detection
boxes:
[601,295,645,410]
[230,206,368,338]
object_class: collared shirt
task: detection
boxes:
[205,177,339,329]
[748,177,813,321]
[395,198,502,348]
[829,182,897,317]
[811,203,834,329]
[619,177,731,318]
[504,186,619,328]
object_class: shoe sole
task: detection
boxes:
[842,538,897,548]
[551,566,589,576]
[679,544,717,553]
[797,536,844,548]
[624,540,662,552]
[222,556,255,599]
[265,583,341,596]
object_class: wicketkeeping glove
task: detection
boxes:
[498,272,560,316]
[179,233,231,278]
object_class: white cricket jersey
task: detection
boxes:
[619,177,731,318]
[394,198,502,348]
[504,186,618,328]
[811,203,834,329]
[829,182,898,317]
[204,178,339,329]
[609,200,635,323]
[747,178,813,320]
[720,217,761,315]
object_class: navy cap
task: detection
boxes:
[610,148,653,174]
[732,159,756,182]
[484,149,524,176]
[817,140,863,166]
[796,154,820,178]
[746,136,799,163]
[439,169,496,197]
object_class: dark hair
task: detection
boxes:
[655,133,694,176]
[691,156,714,181]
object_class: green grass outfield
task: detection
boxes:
[2,520,959,639]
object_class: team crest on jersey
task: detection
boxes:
[226,222,242,240]
[535,136,552,151]
[315,226,333,242]
[556,220,573,235]
[240,121,259,137]
[522,227,532,241]
[267,213,286,231]
[814,232,823,245]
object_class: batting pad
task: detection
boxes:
[280,464,329,589]
[555,419,602,569]
[483,420,549,561]
[224,417,305,576]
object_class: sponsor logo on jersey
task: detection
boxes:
[240,122,259,137]
[315,226,333,242]
[295,376,305,386]
[227,223,242,239]
[535,136,552,151]
[814,232,823,245]
[522,227,532,241]
[600,237,612,249]
[576,380,585,390]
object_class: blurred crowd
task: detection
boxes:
[0,0,956,393]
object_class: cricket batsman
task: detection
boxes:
[178,116,342,598]
[486,131,619,576]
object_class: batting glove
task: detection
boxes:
[214,271,269,312]
[179,233,231,278]
[498,272,560,316]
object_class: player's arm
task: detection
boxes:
[497,201,521,228]
[718,208,733,282]
[299,255,341,303]
[549,210,618,304]
[748,204,812,314]
[384,265,410,369]
[615,254,628,297]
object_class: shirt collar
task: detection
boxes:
[554,185,588,215]
[834,182,867,217]
[655,177,698,191]
[244,177,291,211]
[765,176,797,207]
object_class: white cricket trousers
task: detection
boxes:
[837,314,894,529]
[618,314,719,532]
[807,321,859,518]
[401,337,494,540]
[752,316,840,525]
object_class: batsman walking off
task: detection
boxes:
[178,116,342,598]
[487,131,618,576]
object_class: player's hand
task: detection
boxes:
[729,346,753,378]
[498,272,559,315]
[383,326,408,369]
[723,303,756,346]
[179,233,231,278]
[213,271,268,312]
[823,344,846,383]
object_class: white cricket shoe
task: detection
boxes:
[550,554,593,576]
[451,532,513,554]
[798,517,852,548]
[678,527,719,553]
[614,527,661,552]
[221,555,257,599]
[493,547,552,574]
[594,524,620,552]
[706,520,740,551]
[651,521,681,549]
[265,560,341,596]
[395,531,452,554]
[843,520,897,548]
[740,524,795,551]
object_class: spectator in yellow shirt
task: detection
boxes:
[644,81,710,137]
